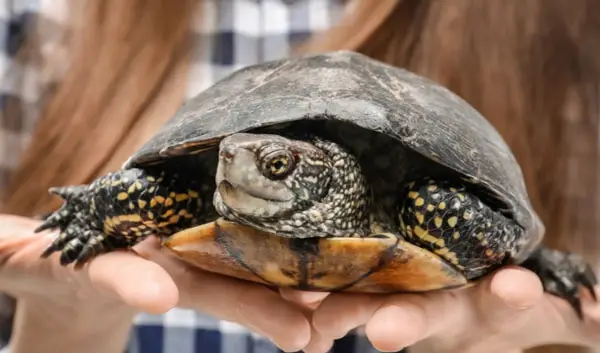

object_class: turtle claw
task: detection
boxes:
[521,247,598,320]
[40,228,72,258]
[46,227,109,268]
[35,204,72,233]
[73,231,110,269]
[578,265,598,301]
[38,212,107,268]
[35,185,89,234]
[40,240,60,258]
[48,185,87,199]
[35,221,58,234]
[36,184,109,267]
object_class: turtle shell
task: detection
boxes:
[124,51,543,262]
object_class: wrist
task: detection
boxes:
[10,298,136,353]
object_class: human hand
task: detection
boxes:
[134,237,312,351]
[309,266,600,353]
[0,214,311,352]
[0,214,157,320]
[0,213,164,353]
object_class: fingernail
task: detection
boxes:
[280,289,329,305]
[299,291,329,303]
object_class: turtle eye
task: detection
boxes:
[259,149,295,180]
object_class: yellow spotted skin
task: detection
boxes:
[36,167,216,267]
[399,178,523,279]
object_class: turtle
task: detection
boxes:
[36,51,597,318]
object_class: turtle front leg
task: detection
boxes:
[36,168,215,268]
[37,185,118,266]
[39,214,136,267]
[520,247,597,318]
[398,178,519,280]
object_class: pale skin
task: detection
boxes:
[290,268,600,353]
[1,215,310,353]
[2,214,600,353]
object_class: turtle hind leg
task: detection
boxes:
[520,247,597,319]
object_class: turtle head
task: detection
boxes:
[214,133,333,221]
[213,132,372,238]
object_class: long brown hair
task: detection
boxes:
[4,0,196,214]
[359,0,600,260]
[4,1,600,351]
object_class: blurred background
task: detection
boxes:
[1,1,599,353]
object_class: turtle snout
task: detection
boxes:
[215,145,238,187]
[214,143,296,206]
[215,146,258,188]
[219,146,236,163]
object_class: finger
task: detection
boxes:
[86,251,179,314]
[186,271,310,351]
[294,300,335,353]
[477,266,543,332]
[365,267,543,352]
[279,288,329,309]
[183,270,310,351]
[0,232,43,264]
[0,215,41,239]
[303,325,335,353]
[312,293,383,339]
[365,297,428,351]
[143,244,311,352]
[0,215,178,315]
[0,215,50,265]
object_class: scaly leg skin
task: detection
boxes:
[398,178,521,280]
[521,247,597,318]
[36,168,215,268]
[399,177,597,319]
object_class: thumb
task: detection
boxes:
[85,250,180,314]
[472,266,544,332]
[363,266,544,352]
